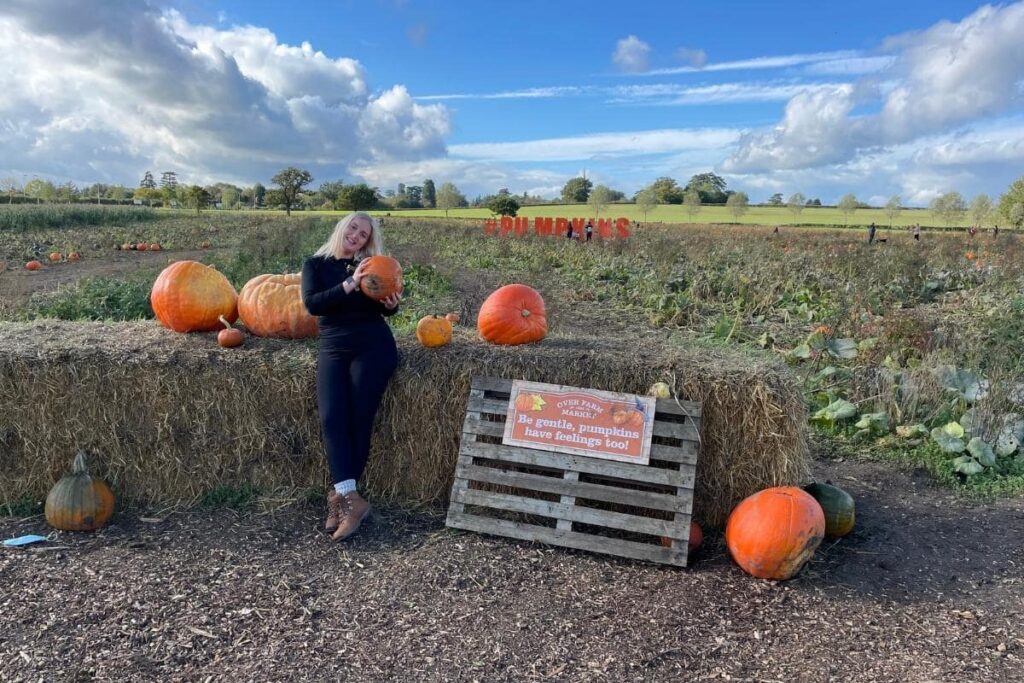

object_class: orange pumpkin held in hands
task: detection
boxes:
[725,486,825,580]
[416,315,452,348]
[217,315,245,348]
[238,273,318,339]
[25,260,42,271]
[359,255,403,301]
[151,260,238,333]
[477,284,547,345]
[45,451,115,532]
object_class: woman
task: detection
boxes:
[301,212,401,541]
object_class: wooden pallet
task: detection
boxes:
[446,376,701,567]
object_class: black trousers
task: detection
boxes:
[316,323,398,484]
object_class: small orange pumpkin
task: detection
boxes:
[238,273,318,339]
[217,315,245,348]
[151,260,238,333]
[725,486,825,580]
[200,240,211,249]
[44,451,115,532]
[48,252,62,262]
[445,312,461,323]
[359,255,404,301]
[67,252,82,262]
[137,243,148,252]
[477,284,547,345]
[149,243,161,251]
[659,521,703,553]
[416,315,452,348]
[25,260,42,271]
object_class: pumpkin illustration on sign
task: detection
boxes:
[611,398,646,428]
[477,284,547,345]
[514,393,547,412]
[358,255,403,301]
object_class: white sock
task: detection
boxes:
[334,479,357,496]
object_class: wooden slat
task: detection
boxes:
[455,459,693,513]
[555,471,578,531]
[447,389,485,518]
[466,395,701,442]
[454,487,690,538]
[459,440,687,487]
[469,376,703,416]
[448,511,687,567]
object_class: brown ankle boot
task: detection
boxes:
[325,489,342,533]
[330,491,371,541]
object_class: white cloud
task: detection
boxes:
[417,86,589,101]
[675,47,707,69]
[449,128,742,163]
[609,81,848,106]
[612,35,651,74]
[803,55,895,76]
[0,0,450,185]
[723,3,1024,173]
[646,50,860,75]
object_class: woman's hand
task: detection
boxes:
[382,292,401,310]
[351,259,371,286]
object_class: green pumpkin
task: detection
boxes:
[45,452,115,532]
[804,482,855,538]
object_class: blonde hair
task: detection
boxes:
[314,212,385,260]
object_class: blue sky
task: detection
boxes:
[2,1,1024,205]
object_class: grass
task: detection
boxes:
[199,484,259,510]
[14,274,156,321]
[0,204,157,231]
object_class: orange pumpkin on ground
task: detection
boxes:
[137,243,148,252]
[445,312,461,323]
[200,241,211,249]
[725,486,825,580]
[48,252,62,262]
[238,273,318,339]
[67,252,81,262]
[151,260,238,333]
[358,255,403,301]
[25,260,42,271]
[149,243,161,251]
[416,315,452,348]
[660,521,703,553]
[217,315,245,348]
[44,451,115,532]
[477,284,547,345]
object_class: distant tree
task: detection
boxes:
[106,185,129,201]
[997,177,1024,227]
[422,179,436,208]
[182,185,211,215]
[140,171,156,190]
[24,178,53,204]
[969,193,993,227]
[264,188,285,209]
[684,172,728,204]
[1,177,19,204]
[883,195,902,227]
[726,191,749,221]
[436,182,466,217]
[271,167,314,216]
[56,182,77,204]
[651,177,684,204]
[588,185,612,218]
[337,183,379,211]
[787,193,805,218]
[1009,203,1024,230]
[561,176,593,203]
[252,182,266,208]
[397,183,406,197]
[404,185,423,208]
[635,188,658,224]
[805,197,822,206]
[221,186,239,209]
[487,194,520,216]
[159,171,179,190]
[837,194,858,224]
[768,192,784,206]
[134,187,159,206]
[683,189,702,220]
[930,191,967,228]
[318,181,346,206]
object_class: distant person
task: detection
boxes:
[968,225,978,238]
[566,221,574,240]
[584,220,593,242]
[772,225,780,236]
[868,222,876,244]
[993,224,999,238]
[913,224,921,241]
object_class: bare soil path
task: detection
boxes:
[2,457,1022,682]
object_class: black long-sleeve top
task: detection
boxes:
[301,255,398,342]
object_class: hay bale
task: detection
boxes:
[0,320,809,527]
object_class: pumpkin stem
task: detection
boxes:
[72,450,88,475]
[521,309,530,317]
[219,315,233,330]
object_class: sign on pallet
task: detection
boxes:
[503,380,656,465]
[446,376,701,567]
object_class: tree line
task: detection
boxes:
[2,167,1023,229]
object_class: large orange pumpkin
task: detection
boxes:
[477,284,547,345]
[725,486,825,580]
[238,273,318,339]
[359,255,403,301]
[44,451,115,532]
[151,260,238,333]
[416,315,452,348]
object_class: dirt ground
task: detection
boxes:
[2,455,1022,683]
